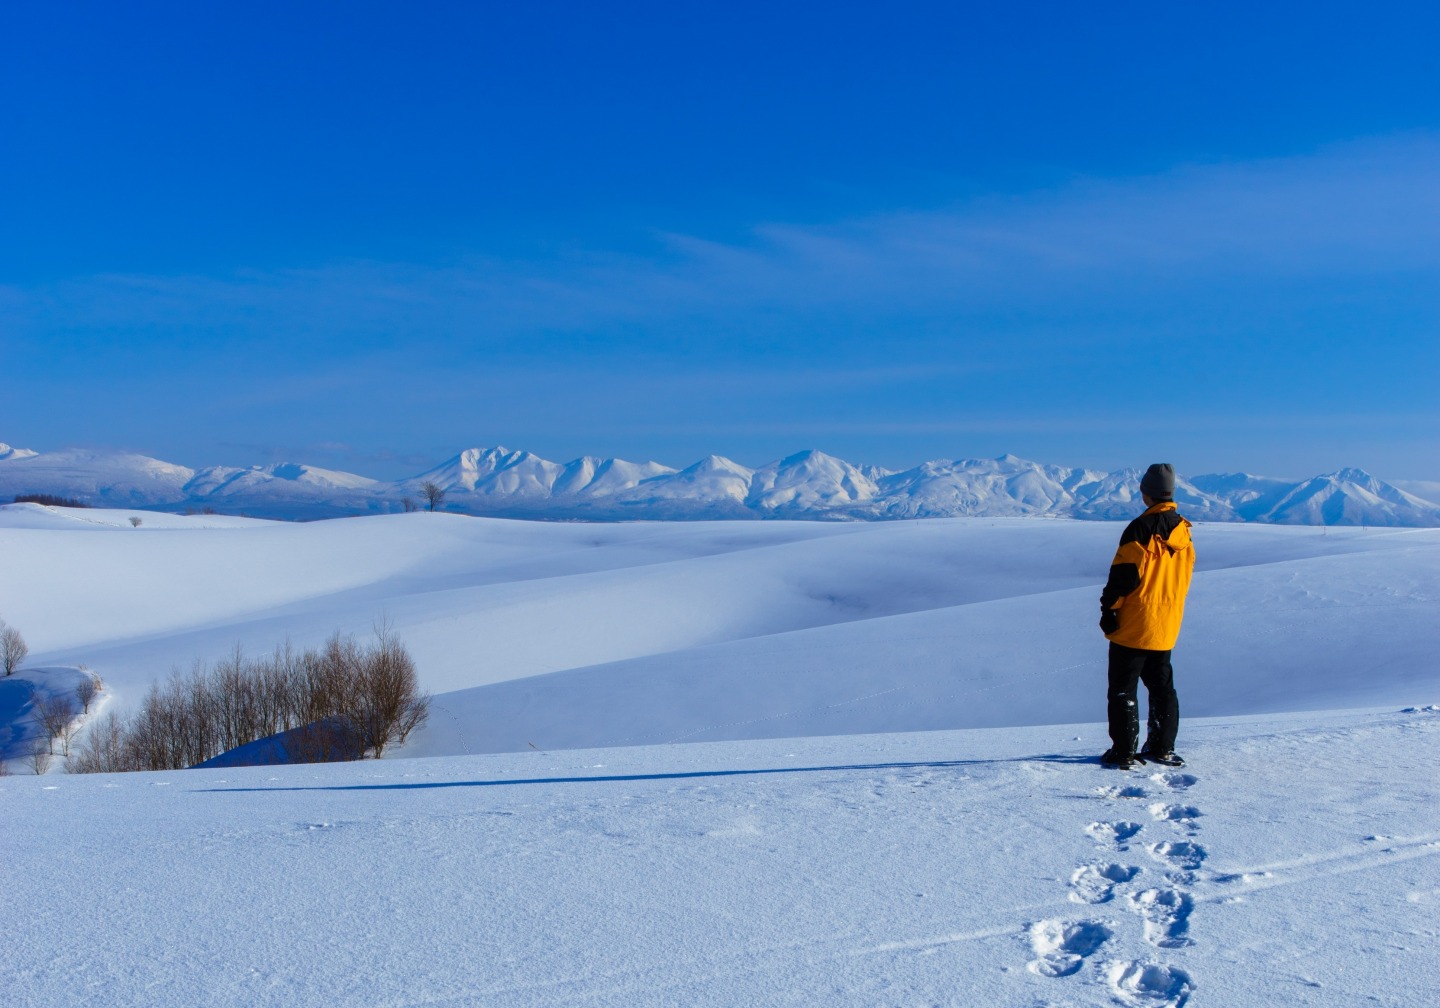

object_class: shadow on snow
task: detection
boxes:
[194,753,1099,793]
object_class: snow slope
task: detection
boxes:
[3,711,1437,1007]
[2,506,1437,1006]
[2,503,1436,760]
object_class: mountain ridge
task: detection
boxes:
[1,441,1437,526]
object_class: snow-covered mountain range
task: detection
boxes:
[1,441,1437,526]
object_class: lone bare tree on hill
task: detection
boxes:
[1,622,27,675]
[421,481,446,511]
[76,673,101,713]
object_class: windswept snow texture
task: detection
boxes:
[3,441,1438,524]
[1,504,1437,760]
[3,712,1438,1007]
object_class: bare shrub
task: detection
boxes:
[360,623,429,756]
[69,629,430,772]
[75,673,101,713]
[1,624,27,675]
[35,693,77,755]
[61,720,82,755]
[129,516,143,527]
[0,759,9,776]
[26,739,52,774]
[69,711,138,774]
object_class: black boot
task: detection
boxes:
[1100,748,1139,769]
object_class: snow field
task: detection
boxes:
[3,709,1436,1006]
[2,506,1436,761]
[2,505,1437,1005]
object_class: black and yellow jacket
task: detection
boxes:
[1100,501,1195,651]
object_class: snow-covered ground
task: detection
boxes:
[2,503,1437,1006]
[5,712,1437,1007]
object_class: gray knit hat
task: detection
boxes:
[1140,463,1176,501]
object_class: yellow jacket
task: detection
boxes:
[1100,501,1195,651]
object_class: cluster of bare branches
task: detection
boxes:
[35,693,81,755]
[1,618,28,675]
[421,481,447,511]
[70,628,428,773]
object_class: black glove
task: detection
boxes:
[1099,609,1120,634]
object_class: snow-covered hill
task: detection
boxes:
[3,441,1438,525]
[3,504,1436,760]
[3,506,1437,1007]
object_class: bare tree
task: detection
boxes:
[26,739,52,774]
[0,758,10,776]
[69,711,136,774]
[75,673,101,713]
[357,623,429,757]
[59,713,84,756]
[35,693,77,755]
[401,497,417,513]
[1,623,27,675]
[421,481,446,512]
[129,515,143,527]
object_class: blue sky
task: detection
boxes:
[3,1,1437,480]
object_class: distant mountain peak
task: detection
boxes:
[1,444,1435,527]
[0,443,39,462]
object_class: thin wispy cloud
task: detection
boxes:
[9,133,1436,351]
[7,133,1436,481]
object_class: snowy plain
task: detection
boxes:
[2,503,1437,1006]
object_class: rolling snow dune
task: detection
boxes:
[4,504,1438,1008]
[1,503,1436,758]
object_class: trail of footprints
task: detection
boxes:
[1026,769,1202,1006]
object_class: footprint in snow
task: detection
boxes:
[1025,919,1111,977]
[1147,840,1206,872]
[1128,888,1195,949]
[1107,960,1194,1007]
[1086,821,1144,849]
[1149,803,1201,824]
[1069,862,1141,904]
[1151,772,1197,791]
[1097,784,1150,800]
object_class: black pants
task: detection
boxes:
[1107,642,1179,756]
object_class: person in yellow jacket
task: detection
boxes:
[1098,463,1195,769]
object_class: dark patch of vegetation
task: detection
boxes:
[14,494,91,508]
[69,628,429,773]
